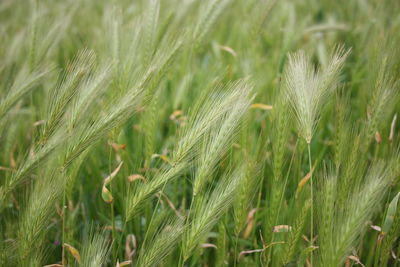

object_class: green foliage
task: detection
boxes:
[0,0,399,266]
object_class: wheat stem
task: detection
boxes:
[234,234,239,267]
[108,147,117,264]
[61,184,66,266]
[308,142,314,266]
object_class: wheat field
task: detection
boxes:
[0,0,399,266]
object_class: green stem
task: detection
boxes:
[116,178,133,260]
[108,147,117,263]
[178,191,192,267]
[307,142,314,266]
[141,177,170,249]
[234,235,239,267]
[111,199,116,262]
[265,138,298,266]
[187,194,195,220]
[62,185,66,266]
[177,253,184,267]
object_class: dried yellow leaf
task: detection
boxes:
[128,174,145,183]
[125,234,137,261]
[64,243,81,264]
[348,255,365,267]
[169,110,183,120]
[102,185,113,203]
[250,103,273,110]
[201,243,218,249]
[375,131,382,144]
[101,161,123,203]
[243,208,257,239]
[273,225,292,232]
[116,260,132,267]
[219,45,237,57]
[104,161,124,186]
[295,166,315,198]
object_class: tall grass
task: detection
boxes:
[0,0,399,266]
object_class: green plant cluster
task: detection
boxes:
[0,0,399,266]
